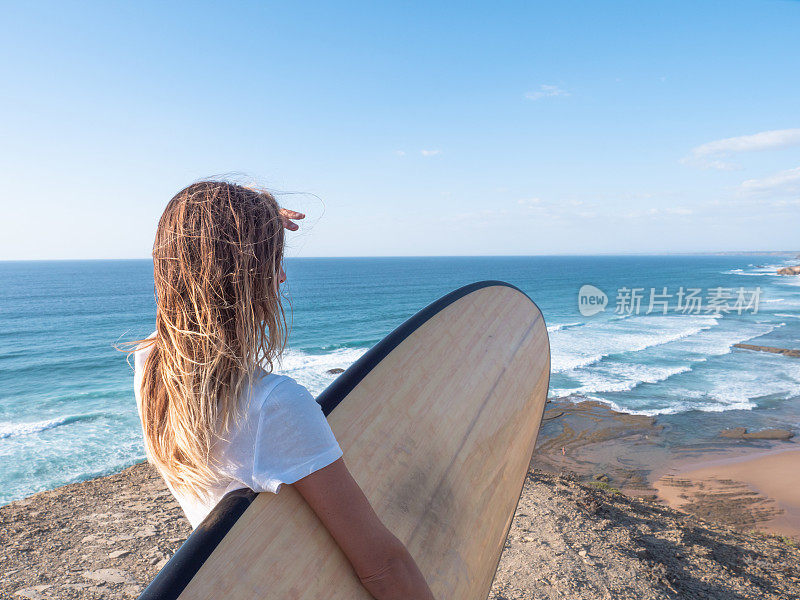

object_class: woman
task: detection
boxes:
[132,180,434,599]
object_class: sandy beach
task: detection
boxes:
[2,400,799,599]
[535,399,800,537]
[655,449,800,539]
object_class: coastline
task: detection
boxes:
[2,399,799,599]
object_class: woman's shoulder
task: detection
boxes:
[249,371,314,412]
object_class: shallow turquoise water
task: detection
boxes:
[1,255,799,504]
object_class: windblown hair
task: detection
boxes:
[130,180,288,501]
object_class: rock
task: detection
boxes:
[777,265,800,275]
[14,586,51,600]
[107,534,136,543]
[578,549,588,557]
[326,368,345,375]
[720,427,748,438]
[82,568,136,584]
[733,344,800,358]
[593,474,610,483]
[108,549,131,559]
[720,427,794,440]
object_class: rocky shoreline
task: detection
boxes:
[733,343,800,358]
[1,462,798,599]
[777,265,800,275]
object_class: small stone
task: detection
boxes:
[14,586,51,600]
[578,549,588,557]
[82,568,136,584]
[107,534,135,543]
[109,549,131,559]
[154,557,170,570]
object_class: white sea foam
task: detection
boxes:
[632,399,757,417]
[550,316,798,415]
[0,414,96,439]
[667,321,782,356]
[547,322,583,333]
[722,269,764,276]
[277,346,369,396]
[549,315,719,373]
[777,276,800,287]
[658,361,800,417]
[557,393,758,417]
[558,362,695,395]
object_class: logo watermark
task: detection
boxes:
[578,284,608,316]
[578,285,762,316]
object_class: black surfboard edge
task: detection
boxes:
[316,279,545,417]
[137,279,548,600]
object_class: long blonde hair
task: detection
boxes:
[130,180,288,500]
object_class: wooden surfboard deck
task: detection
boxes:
[138,281,550,600]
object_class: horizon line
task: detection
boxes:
[1,250,798,263]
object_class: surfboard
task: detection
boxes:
[138,280,550,600]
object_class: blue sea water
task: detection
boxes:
[1,255,799,504]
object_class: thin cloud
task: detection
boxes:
[420,149,441,157]
[683,128,800,170]
[524,84,570,101]
[394,150,406,156]
[739,166,800,197]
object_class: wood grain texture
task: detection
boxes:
[179,284,550,600]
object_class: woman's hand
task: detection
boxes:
[279,208,305,231]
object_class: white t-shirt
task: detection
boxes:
[133,335,343,529]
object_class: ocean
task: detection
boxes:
[2,255,799,505]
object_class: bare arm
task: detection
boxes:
[292,458,435,600]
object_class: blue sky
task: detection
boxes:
[1,0,799,259]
